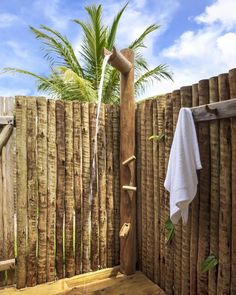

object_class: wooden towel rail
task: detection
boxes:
[191,97,236,122]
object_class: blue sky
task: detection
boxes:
[0,0,236,98]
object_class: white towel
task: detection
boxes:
[164,107,202,225]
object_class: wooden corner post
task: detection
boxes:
[103,47,136,275]
[119,49,136,275]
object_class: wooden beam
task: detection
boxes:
[103,47,132,74]
[0,124,13,153]
[0,259,15,272]
[119,48,136,275]
[191,98,236,122]
[0,116,14,125]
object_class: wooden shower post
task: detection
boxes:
[103,47,136,275]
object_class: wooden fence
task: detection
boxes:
[136,68,236,294]
[13,97,120,288]
[1,68,236,294]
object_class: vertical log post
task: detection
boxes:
[120,49,136,275]
[103,47,135,275]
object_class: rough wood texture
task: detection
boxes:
[164,94,174,295]
[140,103,147,275]
[136,104,142,271]
[145,100,154,281]
[112,105,120,266]
[16,96,27,289]
[89,104,99,271]
[56,100,65,279]
[229,68,236,294]
[37,97,48,284]
[208,77,220,295]
[81,103,91,273]
[120,49,136,275]
[98,104,107,269]
[190,84,200,295]
[73,102,82,275]
[197,80,210,295]
[180,86,192,295]
[191,97,236,121]
[27,97,37,287]
[157,97,165,290]
[106,105,114,267]
[217,73,231,294]
[47,99,57,282]
[65,102,75,278]
[152,99,160,285]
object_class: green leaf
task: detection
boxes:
[149,133,165,141]
[201,255,218,273]
[165,218,175,244]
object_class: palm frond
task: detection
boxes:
[135,64,173,96]
[106,2,128,50]
[1,67,62,94]
[30,26,83,77]
[129,24,160,50]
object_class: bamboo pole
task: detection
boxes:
[208,76,220,295]
[26,97,37,287]
[112,105,120,266]
[190,84,200,295]
[140,102,147,275]
[172,90,182,295]
[16,96,27,289]
[180,86,192,295]
[46,99,57,282]
[197,79,210,294]
[56,100,65,279]
[65,102,75,277]
[152,99,160,285]
[119,48,136,275]
[145,99,154,281]
[106,105,115,267]
[217,73,231,294]
[98,104,107,269]
[229,68,236,294]
[136,104,142,271]
[164,94,174,295]
[158,96,165,290]
[81,103,91,273]
[73,102,82,275]
[89,104,99,271]
[37,97,48,284]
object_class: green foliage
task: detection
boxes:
[165,218,175,244]
[2,3,172,103]
[149,133,165,142]
[201,255,218,273]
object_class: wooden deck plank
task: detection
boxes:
[0,270,165,295]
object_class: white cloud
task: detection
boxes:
[195,0,236,29]
[150,0,236,96]
[0,13,18,28]
[0,86,31,97]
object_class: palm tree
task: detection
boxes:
[2,3,172,103]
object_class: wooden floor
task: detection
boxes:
[0,267,165,295]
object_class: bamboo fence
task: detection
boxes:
[136,68,236,295]
[0,68,236,294]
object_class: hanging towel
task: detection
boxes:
[164,107,202,225]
